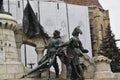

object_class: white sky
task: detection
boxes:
[99,0,120,47]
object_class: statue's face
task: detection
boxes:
[75,28,83,35]
[53,30,60,38]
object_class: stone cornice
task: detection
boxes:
[94,55,111,63]
[0,13,17,31]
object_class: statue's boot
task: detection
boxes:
[67,78,71,80]
[53,63,59,78]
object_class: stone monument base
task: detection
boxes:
[94,55,114,79]
[19,78,117,80]
[94,71,114,79]
[0,62,25,79]
[86,79,116,80]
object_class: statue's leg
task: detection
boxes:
[53,56,59,78]
[76,64,84,80]
[58,52,68,64]
[66,61,72,80]
[71,62,78,80]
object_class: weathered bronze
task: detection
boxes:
[59,26,88,80]
[38,30,63,78]
[20,26,88,80]
[21,30,66,78]
[0,0,4,12]
[23,1,48,39]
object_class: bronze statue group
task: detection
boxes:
[22,26,89,80]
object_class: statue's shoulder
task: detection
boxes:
[57,37,62,40]
[71,36,77,40]
[48,37,54,43]
[57,38,63,43]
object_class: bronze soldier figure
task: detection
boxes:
[59,26,88,80]
[21,30,67,79]
[38,30,66,78]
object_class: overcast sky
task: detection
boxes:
[99,0,120,47]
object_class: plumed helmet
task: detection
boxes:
[72,26,82,36]
[53,30,60,38]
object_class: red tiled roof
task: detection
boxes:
[64,0,102,8]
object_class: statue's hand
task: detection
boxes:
[82,49,89,53]
[55,44,62,48]
[55,45,59,48]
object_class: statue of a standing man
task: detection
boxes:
[0,0,4,12]
[58,26,88,80]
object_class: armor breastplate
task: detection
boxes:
[48,38,62,48]
[70,37,80,48]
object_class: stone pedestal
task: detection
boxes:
[0,13,24,79]
[35,47,44,62]
[94,55,114,79]
[61,63,66,79]
[35,47,48,77]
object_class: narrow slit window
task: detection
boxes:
[1,48,3,51]
[9,44,11,47]
[18,1,20,8]
[57,3,59,10]
[0,22,2,27]
[5,43,7,46]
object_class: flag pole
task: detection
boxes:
[24,44,27,67]
[8,0,10,12]
[66,3,70,39]
[22,0,27,67]
[38,0,40,22]
[22,0,24,11]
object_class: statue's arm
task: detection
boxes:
[79,40,84,50]
[59,38,73,47]
[79,40,89,53]
[44,33,50,40]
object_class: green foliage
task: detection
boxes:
[100,26,120,72]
